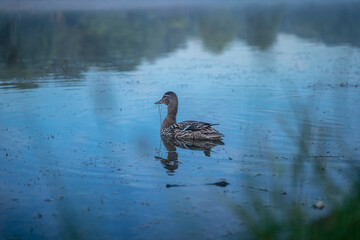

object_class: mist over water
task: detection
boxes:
[1,1,360,239]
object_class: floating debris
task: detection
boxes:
[310,155,343,158]
[206,181,229,187]
[242,185,287,195]
[166,184,186,188]
[166,180,229,188]
[313,201,325,210]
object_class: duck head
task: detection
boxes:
[154,91,178,106]
[155,91,178,125]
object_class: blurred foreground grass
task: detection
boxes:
[237,179,360,240]
[233,96,360,240]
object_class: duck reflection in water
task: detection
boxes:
[157,134,224,173]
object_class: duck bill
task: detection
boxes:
[154,99,163,104]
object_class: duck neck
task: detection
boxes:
[162,102,177,130]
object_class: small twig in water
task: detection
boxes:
[310,155,342,158]
[205,181,230,187]
[242,185,287,195]
[157,104,163,154]
[166,181,230,188]
[166,184,187,188]
[158,104,162,126]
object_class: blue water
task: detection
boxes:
[1,2,360,239]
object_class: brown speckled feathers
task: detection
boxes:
[161,120,223,140]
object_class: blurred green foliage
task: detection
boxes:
[237,179,360,240]
[233,97,360,240]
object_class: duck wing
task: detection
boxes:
[171,120,224,140]
[180,121,219,131]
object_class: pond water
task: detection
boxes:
[1,1,360,239]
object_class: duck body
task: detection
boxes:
[155,91,224,140]
[161,120,224,140]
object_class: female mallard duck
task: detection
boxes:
[155,91,224,140]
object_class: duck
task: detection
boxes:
[155,91,224,140]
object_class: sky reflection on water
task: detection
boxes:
[1,1,360,239]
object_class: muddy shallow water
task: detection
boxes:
[1,2,360,239]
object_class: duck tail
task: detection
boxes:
[207,133,224,139]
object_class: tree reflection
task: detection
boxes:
[198,10,237,54]
[1,2,359,88]
[238,5,283,50]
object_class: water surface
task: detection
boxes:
[1,2,360,239]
